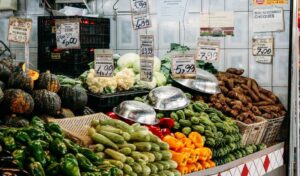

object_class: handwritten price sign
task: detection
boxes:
[56,19,80,49]
[197,39,220,62]
[130,0,148,13]
[252,36,274,56]
[132,13,151,30]
[172,54,196,78]
[140,35,154,57]
[94,49,114,77]
[140,58,153,82]
[8,17,32,44]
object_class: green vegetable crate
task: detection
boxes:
[261,116,285,145]
[235,116,267,145]
[48,113,109,146]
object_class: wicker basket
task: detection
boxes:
[48,113,109,146]
[261,116,285,145]
[235,116,268,145]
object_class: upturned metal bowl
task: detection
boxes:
[148,86,190,111]
[113,100,158,125]
[172,68,220,94]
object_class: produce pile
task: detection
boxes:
[0,116,116,176]
[209,68,286,123]
[89,118,181,176]
[163,132,215,175]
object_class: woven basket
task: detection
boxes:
[235,116,267,145]
[48,113,109,146]
[262,116,285,145]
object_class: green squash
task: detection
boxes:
[36,70,60,93]
[59,86,87,112]
[0,63,12,82]
[7,72,34,92]
[33,89,61,116]
[2,89,34,114]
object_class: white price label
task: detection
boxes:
[140,58,153,82]
[255,56,272,64]
[252,36,274,56]
[253,8,284,32]
[132,13,151,30]
[130,0,148,13]
[140,35,154,57]
[94,49,114,77]
[197,39,220,62]
[56,19,80,49]
[8,17,32,44]
[172,54,196,78]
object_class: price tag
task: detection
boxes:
[132,13,151,30]
[8,17,32,44]
[172,54,196,78]
[94,49,114,77]
[252,36,274,56]
[140,57,153,82]
[55,19,80,49]
[253,8,284,32]
[130,0,148,14]
[255,56,272,64]
[140,35,154,57]
[197,39,220,62]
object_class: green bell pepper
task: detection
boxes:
[15,131,31,144]
[46,162,61,176]
[76,153,96,172]
[50,138,67,156]
[60,154,80,176]
[29,161,46,176]
[29,141,47,166]
[30,116,45,130]
[3,136,16,151]
[46,123,63,134]
[12,149,26,168]
[79,148,103,165]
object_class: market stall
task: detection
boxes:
[0,0,297,176]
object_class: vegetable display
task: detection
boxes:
[89,119,181,176]
[209,69,286,123]
[0,117,117,176]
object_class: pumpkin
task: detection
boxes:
[0,63,12,82]
[22,63,39,81]
[33,89,61,115]
[7,72,34,92]
[2,89,34,114]
[59,86,88,112]
[37,70,60,93]
[3,114,30,127]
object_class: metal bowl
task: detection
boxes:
[172,68,220,94]
[113,100,158,125]
[148,86,190,111]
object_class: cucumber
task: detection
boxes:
[152,151,163,161]
[118,143,136,151]
[133,142,152,151]
[98,130,125,144]
[125,157,134,165]
[130,131,150,142]
[142,152,155,162]
[104,148,126,163]
[118,147,132,155]
[91,132,118,150]
[104,159,124,169]
[150,143,160,151]
[100,119,134,133]
[161,150,172,160]
[124,164,133,174]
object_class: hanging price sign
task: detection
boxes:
[197,39,220,62]
[8,17,32,44]
[172,54,196,78]
[252,36,274,56]
[140,57,153,82]
[130,0,148,13]
[132,13,151,30]
[140,35,154,57]
[94,49,114,77]
[55,19,80,49]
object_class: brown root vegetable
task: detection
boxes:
[253,101,272,106]
[226,68,244,75]
[251,106,262,116]
[225,79,235,90]
[262,113,273,119]
[219,86,229,94]
[247,79,252,89]
[230,109,239,117]
[258,87,278,102]
[228,91,252,104]
[258,105,281,113]
[240,84,260,102]
[258,93,275,104]
[219,80,225,86]
[251,80,261,96]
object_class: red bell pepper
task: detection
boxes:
[105,112,119,119]
[146,125,164,139]
[161,128,171,136]
[159,118,175,129]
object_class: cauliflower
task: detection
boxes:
[115,68,135,91]
[86,69,118,94]
[135,74,157,90]
[153,72,167,87]
[117,53,140,69]
[132,56,161,73]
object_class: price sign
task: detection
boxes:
[253,8,284,32]
[132,13,151,30]
[140,57,153,82]
[140,35,154,57]
[130,0,148,13]
[197,39,220,62]
[252,36,274,56]
[172,54,196,78]
[8,17,32,44]
[255,56,272,64]
[94,49,114,77]
[55,19,80,49]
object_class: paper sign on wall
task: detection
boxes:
[140,35,154,58]
[253,0,288,6]
[140,58,154,82]
[253,8,284,32]
[255,56,272,63]
[157,0,186,21]
[252,36,274,56]
[130,0,148,14]
[172,54,196,78]
[8,17,32,44]
[55,19,80,49]
[199,12,234,37]
[132,13,151,30]
[197,39,220,62]
[94,49,114,77]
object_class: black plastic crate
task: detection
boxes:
[38,16,110,77]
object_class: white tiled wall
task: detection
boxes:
[0,0,290,108]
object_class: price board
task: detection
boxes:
[172,54,196,78]
[252,36,274,56]
[140,35,154,57]
[94,49,114,77]
[197,39,220,62]
[255,56,272,64]
[55,19,80,49]
[252,8,284,32]
[8,17,32,44]
[130,0,148,14]
[132,13,151,30]
[140,57,153,82]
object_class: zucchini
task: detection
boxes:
[124,164,133,174]
[161,150,172,160]
[158,161,170,170]
[125,157,135,165]
[104,148,126,163]
[152,151,163,161]
[142,152,155,162]
[130,131,150,142]
[132,163,142,173]
[97,125,123,135]
[150,142,160,151]
[98,130,125,144]
[104,159,124,169]
[118,143,136,151]
[91,132,118,150]
[141,165,151,175]
[157,141,169,150]
[147,163,158,174]
[100,119,134,133]
[118,147,132,155]
[133,142,152,151]
[166,160,178,169]
[153,163,164,171]
[131,151,149,162]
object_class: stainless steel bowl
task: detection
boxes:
[148,86,190,111]
[172,68,220,94]
[113,100,158,125]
